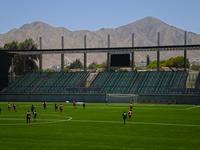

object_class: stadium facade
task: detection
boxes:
[0,32,200,104]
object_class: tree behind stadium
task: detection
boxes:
[69,59,83,69]
[3,39,38,75]
[147,56,190,69]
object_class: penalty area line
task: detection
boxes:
[71,119,200,127]
[0,116,72,126]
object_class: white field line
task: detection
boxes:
[5,106,187,110]
[71,119,200,127]
[0,115,72,126]
[0,118,67,121]
[133,108,186,110]
[185,106,200,110]
[76,106,187,110]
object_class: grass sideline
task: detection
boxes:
[0,102,200,150]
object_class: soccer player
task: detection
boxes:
[128,110,132,120]
[33,110,37,121]
[129,103,133,111]
[55,104,58,112]
[83,103,85,109]
[8,103,11,112]
[26,110,31,124]
[105,98,108,105]
[73,100,76,108]
[0,107,1,114]
[43,101,46,110]
[13,104,16,112]
[59,104,63,112]
[122,112,127,125]
[31,104,34,113]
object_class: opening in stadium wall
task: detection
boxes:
[111,54,130,67]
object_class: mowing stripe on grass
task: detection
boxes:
[185,106,200,110]
[71,119,200,127]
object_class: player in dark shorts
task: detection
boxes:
[105,98,108,105]
[13,104,16,112]
[128,110,132,120]
[129,103,133,111]
[122,112,127,125]
[83,103,85,109]
[0,107,1,114]
[55,104,58,112]
[31,104,34,113]
[43,101,46,110]
[33,110,37,121]
[59,104,63,112]
[8,104,11,112]
[26,110,31,124]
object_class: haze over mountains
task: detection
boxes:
[1,16,200,69]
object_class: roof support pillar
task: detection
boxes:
[131,33,135,71]
[84,35,87,72]
[107,34,110,71]
[61,36,64,72]
[39,37,43,72]
[157,32,160,72]
[184,31,187,71]
[11,57,14,82]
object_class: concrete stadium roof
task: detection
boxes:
[1,44,200,55]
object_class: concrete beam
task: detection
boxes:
[107,34,110,71]
[84,35,87,72]
[157,32,160,72]
[39,37,42,72]
[61,36,64,72]
[184,31,187,71]
[132,33,135,71]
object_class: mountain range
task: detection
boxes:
[0,16,200,69]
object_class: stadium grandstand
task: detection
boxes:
[0,33,200,104]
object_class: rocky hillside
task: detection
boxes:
[1,16,200,69]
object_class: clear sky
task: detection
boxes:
[0,0,200,34]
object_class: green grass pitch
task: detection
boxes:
[0,102,200,150]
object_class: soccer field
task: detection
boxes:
[0,102,200,150]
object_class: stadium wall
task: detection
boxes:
[137,95,200,105]
[0,93,200,104]
[0,93,106,103]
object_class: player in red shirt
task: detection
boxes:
[73,100,76,108]
[129,103,133,110]
[59,104,63,112]
[128,110,132,120]
[8,104,11,112]
[26,110,31,124]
